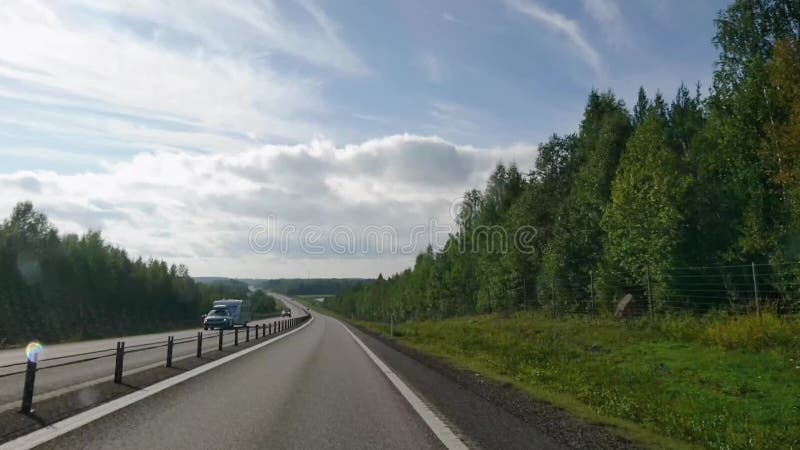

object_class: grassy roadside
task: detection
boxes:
[312,303,800,449]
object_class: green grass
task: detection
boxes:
[355,312,800,449]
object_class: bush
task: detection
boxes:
[705,313,800,351]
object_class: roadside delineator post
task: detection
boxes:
[196,332,202,358]
[20,359,37,414]
[166,336,174,368]
[114,341,125,384]
[218,329,223,351]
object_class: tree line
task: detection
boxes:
[254,278,367,296]
[0,202,267,345]
[328,0,800,321]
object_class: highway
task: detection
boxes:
[0,294,305,412]
[34,311,444,449]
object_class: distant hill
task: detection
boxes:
[195,277,371,296]
[193,277,239,285]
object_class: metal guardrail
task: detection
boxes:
[15,314,311,414]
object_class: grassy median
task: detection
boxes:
[354,312,800,449]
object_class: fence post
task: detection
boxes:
[20,359,37,414]
[646,268,654,320]
[589,270,595,318]
[246,326,250,342]
[197,332,202,358]
[218,329,223,351]
[752,262,760,318]
[234,327,239,346]
[255,324,259,339]
[114,341,124,384]
[268,323,272,335]
[523,278,528,310]
[166,336,174,368]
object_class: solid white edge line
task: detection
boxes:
[338,319,468,450]
[0,316,314,450]
[0,317,287,413]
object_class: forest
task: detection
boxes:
[254,278,367,296]
[328,0,800,322]
[0,202,270,345]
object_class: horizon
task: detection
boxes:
[0,0,730,278]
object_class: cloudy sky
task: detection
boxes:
[0,0,729,278]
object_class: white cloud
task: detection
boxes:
[582,0,631,48]
[506,0,603,74]
[0,136,537,278]
[0,0,365,157]
[419,53,447,83]
[429,101,483,136]
[443,12,466,25]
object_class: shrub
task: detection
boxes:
[705,313,800,351]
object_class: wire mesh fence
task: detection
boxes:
[523,262,800,319]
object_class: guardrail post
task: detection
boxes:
[262,323,266,337]
[268,323,272,335]
[166,336,174,368]
[114,341,125,384]
[234,327,239,346]
[255,324,259,339]
[197,332,202,358]
[20,359,37,414]
[218,329,223,351]
[246,326,250,342]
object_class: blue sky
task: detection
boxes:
[0,0,732,277]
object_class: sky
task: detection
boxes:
[0,0,731,278]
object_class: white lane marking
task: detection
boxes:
[0,317,288,413]
[339,320,468,450]
[0,316,314,450]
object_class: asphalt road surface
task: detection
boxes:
[37,312,444,449]
[0,293,304,411]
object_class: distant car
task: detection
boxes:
[204,307,233,330]
[281,309,292,317]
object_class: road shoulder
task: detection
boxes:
[344,321,638,450]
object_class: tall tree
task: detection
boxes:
[541,91,632,290]
[601,111,693,301]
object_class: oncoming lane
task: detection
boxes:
[0,294,305,411]
[37,313,443,449]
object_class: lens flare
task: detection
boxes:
[25,341,43,363]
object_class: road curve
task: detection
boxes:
[36,312,443,449]
[0,295,305,411]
